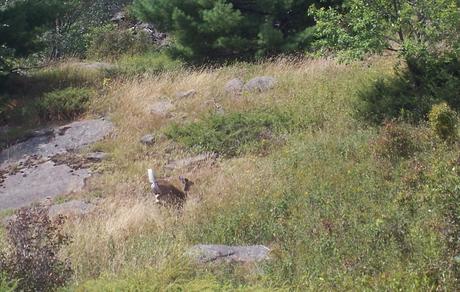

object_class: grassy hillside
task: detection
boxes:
[3,56,460,290]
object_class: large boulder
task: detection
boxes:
[149,101,175,117]
[244,76,277,92]
[188,244,270,264]
[224,78,244,93]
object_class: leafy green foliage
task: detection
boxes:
[429,102,458,142]
[36,87,94,121]
[310,0,459,62]
[311,0,460,122]
[166,110,292,157]
[356,58,460,123]
[133,0,332,61]
[44,0,132,58]
[0,0,66,73]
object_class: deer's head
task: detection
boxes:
[179,176,194,193]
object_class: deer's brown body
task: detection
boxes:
[152,176,194,208]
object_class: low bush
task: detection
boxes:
[0,206,72,292]
[165,109,292,157]
[428,102,458,142]
[357,58,460,123]
[372,120,419,161]
[87,24,155,61]
[36,87,94,121]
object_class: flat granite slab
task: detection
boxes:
[0,161,90,210]
[0,118,113,210]
[0,119,113,167]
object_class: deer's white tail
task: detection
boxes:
[148,169,155,183]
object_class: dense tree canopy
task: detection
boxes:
[310,0,460,121]
[133,0,338,61]
[309,0,459,65]
[0,0,71,74]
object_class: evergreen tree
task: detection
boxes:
[0,0,66,74]
[133,0,336,61]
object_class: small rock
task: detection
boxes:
[224,78,244,93]
[140,134,155,145]
[188,244,270,264]
[244,76,277,92]
[149,101,175,117]
[48,200,95,218]
[176,90,197,99]
[86,152,108,162]
[56,126,71,136]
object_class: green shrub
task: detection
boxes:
[428,102,458,142]
[372,120,419,161]
[36,87,94,121]
[166,110,292,157]
[357,58,460,124]
[87,24,155,61]
[116,52,182,76]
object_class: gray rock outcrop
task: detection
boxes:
[244,76,277,92]
[0,119,113,210]
[0,119,114,167]
[224,79,244,93]
[0,162,90,210]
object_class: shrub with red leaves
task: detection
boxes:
[0,206,72,292]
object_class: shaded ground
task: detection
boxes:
[0,119,113,210]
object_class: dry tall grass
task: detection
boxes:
[60,56,397,288]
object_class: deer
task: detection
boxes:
[147,169,194,208]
